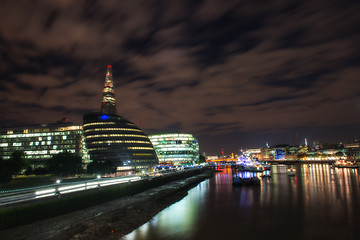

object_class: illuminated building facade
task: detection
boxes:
[148,133,199,165]
[83,65,158,172]
[83,113,158,171]
[0,120,90,168]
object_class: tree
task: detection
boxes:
[87,160,116,175]
[48,151,83,177]
[297,153,308,160]
[24,166,33,175]
[0,151,29,184]
[196,153,206,164]
[8,151,29,175]
[335,151,344,157]
[0,157,12,184]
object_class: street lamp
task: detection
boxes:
[97,175,101,188]
[55,179,61,197]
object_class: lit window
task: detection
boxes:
[86,134,147,139]
[83,122,116,127]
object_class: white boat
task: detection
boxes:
[238,162,265,172]
[287,168,296,176]
[236,158,265,172]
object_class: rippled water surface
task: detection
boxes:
[121,164,360,240]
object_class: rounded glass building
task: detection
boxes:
[83,113,158,172]
[148,133,199,165]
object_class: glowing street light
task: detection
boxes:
[55,179,61,197]
[97,175,101,188]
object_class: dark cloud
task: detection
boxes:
[0,0,359,154]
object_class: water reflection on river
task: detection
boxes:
[121,164,360,240]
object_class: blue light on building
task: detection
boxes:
[100,115,109,120]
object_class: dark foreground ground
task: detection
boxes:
[0,171,213,240]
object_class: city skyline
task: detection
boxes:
[1,0,359,155]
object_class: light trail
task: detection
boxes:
[0,176,141,207]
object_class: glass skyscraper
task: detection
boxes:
[149,133,199,165]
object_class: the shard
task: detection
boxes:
[100,65,117,115]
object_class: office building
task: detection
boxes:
[0,119,90,168]
[148,133,199,165]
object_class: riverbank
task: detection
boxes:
[0,169,214,240]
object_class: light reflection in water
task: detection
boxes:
[121,164,360,240]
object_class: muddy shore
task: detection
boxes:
[0,170,214,240]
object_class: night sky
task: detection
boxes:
[1,0,359,155]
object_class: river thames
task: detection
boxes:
[122,164,359,240]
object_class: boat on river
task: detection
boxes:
[287,168,296,176]
[232,176,260,186]
[261,174,271,179]
[334,160,360,168]
[262,164,271,170]
[236,161,265,172]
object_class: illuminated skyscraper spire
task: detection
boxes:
[100,65,117,115]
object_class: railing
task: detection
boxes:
[0,175,141,207]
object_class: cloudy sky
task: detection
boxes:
[0,0,359,155]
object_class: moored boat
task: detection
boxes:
[334,160,360,168]
[261,174,271,179]
[287,168,296,176]
[262,164,271,171]
[236,162,265,172]
[232,176,260,186]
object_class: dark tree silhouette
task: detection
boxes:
[0,157,12,184]
[87,160,116,176]
[8,151,29,174]
[48,151,83,177]
[196,153,206,164]
[0,151,29,184]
